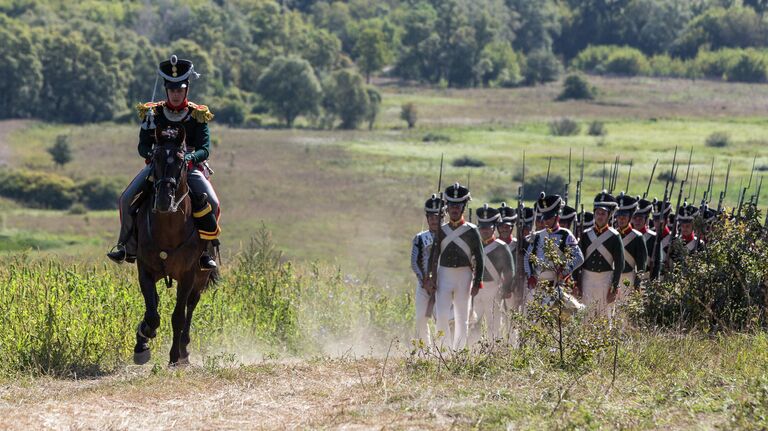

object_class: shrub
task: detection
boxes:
[323,69,370,129]
[706,132,731,148]
[727,51,768,83]
[604,46,651,76]
[48,135,72,167]
[76,177,122,210]
[215,99,247,126]
[631,210,768,331]
[523,49,562,85]
[422,133,451,142]
[401,102,417,128]
[557,74,596,101]
[572,45,615,73]
[588,121,607,136]
[68,202,87,215]
[0,170,76,209]
[549,118,580,136]
[452,156,485,168]
[523,174,566,200]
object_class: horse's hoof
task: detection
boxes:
[169,356,190,367]
[134,349,151,365]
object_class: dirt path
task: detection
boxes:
[0,359,440,431]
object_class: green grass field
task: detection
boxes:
[2,75,768,429]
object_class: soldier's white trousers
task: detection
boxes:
[414,283,432,346]
[435,266,473,351]
[469,280,502,345]
[581,270,613,317]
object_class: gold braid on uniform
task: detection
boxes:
[135,101,163,121]
[188,102,214,123]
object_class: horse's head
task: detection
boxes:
[151,124,188,213]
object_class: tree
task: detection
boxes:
[354,23,392,83]
[365,86,382,130]
[401,103,417,129]
[0,16,42,119]
[256,56,322,128]
[324,69,370,129]
[48,135,73,168]
[523,49,562,85]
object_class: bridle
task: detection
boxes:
[152,143,189,214]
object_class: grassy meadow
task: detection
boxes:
[2,75,768,429]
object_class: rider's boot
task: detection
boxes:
[107,243,136,264]
[199,240,218,270]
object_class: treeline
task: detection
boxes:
[4,0,768,125]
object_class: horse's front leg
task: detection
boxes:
[134,263,160,365]
[180,286,202,363]
[170,273,194,365]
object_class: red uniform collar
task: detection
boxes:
[500,234,513,244]
[619,224,633,236]
[660,226,671,238]
[449,217,465,228]
[636,225,648,234]
[483,235,497,246]
[682,232,695,242]
[165,98,189,112]
[594,224,610,234]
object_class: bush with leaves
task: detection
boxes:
[549,118,580,136]
[523,174,566,200]
[588,121,607,136]
[76,177,122,210]
[557,74,596,101]
[323,68,370,129]
[400,102,417,128]
[630,209,768,331]
[0,170,77,209]
[523,49,562,85]
[706,132,731,148]
[48,135,72,167]
[452,156,485,168]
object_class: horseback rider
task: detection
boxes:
[107,55,220,270]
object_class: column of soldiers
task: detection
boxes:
[411,172,725,348]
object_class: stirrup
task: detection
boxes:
[199,254,217,271]
[107,245,127,264]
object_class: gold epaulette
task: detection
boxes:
[188,102,214,123]
[135,101,164,121]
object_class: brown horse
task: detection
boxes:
[133,136,217,365]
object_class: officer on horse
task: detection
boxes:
[108,55,220,270]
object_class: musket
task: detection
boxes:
[739,156,758,218]
[564,148,572,205]
[544,156,552,194]
[424,154,445,318]
[467,171,473,223]
[625,159,633,194]
[689,172,699,204]
[602,160,607,190]
[703,157,715,204]
[644,159,658,199]
[574,148,584,239]
[717,161,732,214]
[754,176,763,207]
[734,178,744,219]
[515,151,527,307]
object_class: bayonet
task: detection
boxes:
[717,161,732,213]
[644,159,658,199]
[625,159,633,193]
[602,160,606,190]
[424,154,445,318]
[564,148,572,205]
[544,156,552,194]
[703,157,715,204]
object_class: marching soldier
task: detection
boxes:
[410,194,444,345]
[434,183,484,350]
[497,203,517,253]
[615,193,648,291]
[677,203,704,253]
[650,198,672,277]
[108,55,220,270]
[470,205,515,344]
[525,193,584,306]
[498,203,523,312]
[560,205,577,232]
[578,191,624,317]
[632,197,656,271]
[522,207,535,239]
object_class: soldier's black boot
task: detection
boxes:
[107,244,136,264]
[199,253,217,270]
